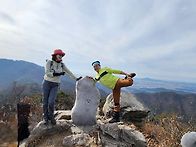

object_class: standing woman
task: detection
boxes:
[43,49,76,125]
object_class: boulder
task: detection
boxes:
[98,120,146,147]
[71,77,101,126]
[63,133,94,146]
[21,110,147,147]
[103,92,150,122]
[181,132,196,147]
[20,120,72,146]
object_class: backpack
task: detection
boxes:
[49,60,64,69]
[46,59,64,71]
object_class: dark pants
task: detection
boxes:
[42,80,59,121]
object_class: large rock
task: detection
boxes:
[20,120,72,147]
[71,77,101,126]
[63,125,100,147]
[103,92,150,122]
[21,110,147,147]
[181,132,196,147]
[62,121,146,147]
[98,120,146,147]
[63,133,94,146]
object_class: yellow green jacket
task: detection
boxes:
[95,67,121,89]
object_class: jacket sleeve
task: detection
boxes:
[45,60,54,77]
[105,67,122,74]
[62,63,77,80]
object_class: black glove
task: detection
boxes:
[53,72,65,76]
[76,76,82,81]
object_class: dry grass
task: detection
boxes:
[140,113,196,147]
[0,142,18,147]
[1,93,195,147]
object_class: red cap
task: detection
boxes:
[52,49,65,57]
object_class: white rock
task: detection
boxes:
[181,132,196,147]
[71,77,101,126]
[103,92,149,121]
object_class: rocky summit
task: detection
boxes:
[20,91,149,147]
[20,111,147,147]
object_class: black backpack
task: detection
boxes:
[49,60,64,69]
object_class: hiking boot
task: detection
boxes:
[125,73,136,79]
[109,111,120,123]
[130,73,136,78]
[43,119,49,125]
[50,117,56,125]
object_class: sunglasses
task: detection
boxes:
[93,64,100,68]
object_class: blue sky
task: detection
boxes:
[0,0,196,82]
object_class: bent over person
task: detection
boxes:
[43,49,76,125]
[91,61,136,123]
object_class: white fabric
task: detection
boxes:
[71,77,100,125]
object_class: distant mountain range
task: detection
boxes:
[0,59,44,89]
[135,92,196,120]
[0,59,109,98]
[0,58,196,94]
[129,78,196,94]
